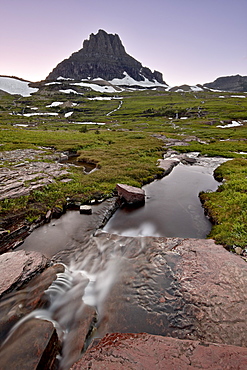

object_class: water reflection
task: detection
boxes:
[103,164,220,238]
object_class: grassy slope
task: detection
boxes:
[1,88,247,248]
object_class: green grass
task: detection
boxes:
[1,87,247,247]
[200,158,247,248]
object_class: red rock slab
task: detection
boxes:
[92,234,247,348]
[173,239,247,346]
[116,183,145,204]
[71,332,247,370]
[0,318,60,370]
[0,250,49,298]
[0,264,64,345]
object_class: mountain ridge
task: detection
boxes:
[203,74,247,92]
[46,30,166,85]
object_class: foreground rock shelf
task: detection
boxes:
[0,231,247,368]
[72,332,247,370]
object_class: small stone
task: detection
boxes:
[234,246,242,255]
[80,205,92,214]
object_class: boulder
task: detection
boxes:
[116,183,145,204]
[0,250,49,298]
[71,333,247,369]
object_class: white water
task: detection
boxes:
[3,243,121,369]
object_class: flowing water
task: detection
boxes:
[3,156,228,369]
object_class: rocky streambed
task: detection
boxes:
[0,150,247,369]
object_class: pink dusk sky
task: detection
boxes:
[1,0,246,86]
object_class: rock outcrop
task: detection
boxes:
[204,74,247,92]
[0,149,71,201]
[72,332,247,370]
[46,30,166,85]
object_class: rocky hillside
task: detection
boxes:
[204,74,247,92]
[46,30,167,86]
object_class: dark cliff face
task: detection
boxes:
[204,74,247,92]
[46,30,166,84]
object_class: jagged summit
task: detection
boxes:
[46,30,166,86]
[82,29,126,56]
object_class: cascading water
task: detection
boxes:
[2,242,122,370]
[2,153,230,369]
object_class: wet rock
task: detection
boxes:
[0,318,61,370]
[80,205,92,214]
[0,264,65,346]
[45,209,52,222]
[157,158,179,175]
[181,155,197,164]
[71,332,247,369]
[52,205,65,218]
[116,183,145,204]
[60,304,96,369]
[0,250,49,298]
[0,224,30,254]
[92,234,247,348]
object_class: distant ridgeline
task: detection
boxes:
[204,75,247,93]
[46,29,167,86]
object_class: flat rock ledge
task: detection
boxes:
[0,149,72,201]
[72,333,247,370]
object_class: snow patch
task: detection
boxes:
[72,122,105,125]
[88,96,122,101]
[73,82,117,93]
[190,85,203,92]
[57,76,74,81]
[12,112,59,117]
[65,111,73,118]
[45,82,62,86]
[0,76,38,97]
[109,72,166,88]
[59,89,83,95]
[231,95,246,98]
[46,102,63,107]
[217,121,243,128]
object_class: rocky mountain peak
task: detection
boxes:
[82,29,126,56]
[46,30,166,85]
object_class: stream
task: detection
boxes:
[8,155,228,369]
[103,162,219,238]
[20,156,223,259]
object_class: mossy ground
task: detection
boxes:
[1,87,247,248]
